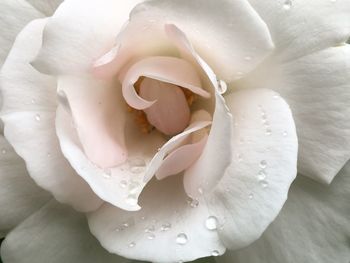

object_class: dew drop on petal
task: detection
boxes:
[160,223,172,232]
[1,149,6,154]
[31,98,36,104]
[283,131,288,137]
[102,168,111,179]
[119,180,127,188]
[260,180,269,188]
[198,187,204,195]
[35,114,41,122]
[187,197,199,208]
[126,194,138,206]
[205,216,218,231]
[265,129,272,136]
[147,233,155,240]
[145,225,155,233]
[258,170,267,180]
[176,233,188,245]
[211,250,220,257]
[248,193,254,200]
[260,160,267,169]
[128,242,136,248]
[283,0,292,10]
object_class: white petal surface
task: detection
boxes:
[207,88,298,250]
[32,0,144,75]
[56,106,166,211]
[88,176,226,263]
[0,19,103,212]
[0,136,50,235]
[248,0,350,61]
[26,0,63,16]
[120,0,274,82]
[217,162,350,263]
[0,0,43,67]
[1,200,132,263]
[238,44,350,184]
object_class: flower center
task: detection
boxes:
[128,77,197,135]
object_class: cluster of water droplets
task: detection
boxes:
[258,105,272,136]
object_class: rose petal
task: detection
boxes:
[88,176,226,263]
[0,136,50,235]
[1,200,131,263]
[31,0,145,75]
[205,88,298,250]
[248,0,350,61]
[0,0,43,67]
[0,19,103,212]
[238,44,350,184]
[56,106,166,211]
[217,163,350,263]
[156,134,208,180]
[58,76,127,168]
[114,0,274,82]
[121,56,210,110]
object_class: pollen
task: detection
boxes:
[128,78,197,134]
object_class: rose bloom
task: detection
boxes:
[0,0,349,262]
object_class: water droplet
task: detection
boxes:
[128,242,136,248]
[283,0,292,10]
[260,160,267,169]
[126,194,138,206]
[147,233,155,240]
[248,193,254,200]
[122,222,130,228]
[145,225,155,233]
[237,153,243,162]
[1,149,6,154]
[176,233,188,245]
[258,170,267,180]
[31,98,36,104]
[160,223,172,232]
[265,129,272,136]
[103,168,111,178]
[35,114,41,121]
[205,216,218,231]
[187,197,199,208]
[283,131,288,137]
[119,180,127,188]
[273,94,280,99]
[198,187,203,195]
[114,227,122,232]
[260,180,269,188]
[47,153,51,158]
[128,180,140,194]
[211,250,220,257]
[244,56,252,61]
[129,157,146,174]
[217,79,228,94]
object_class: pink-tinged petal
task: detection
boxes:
[206,88,298,250]
[184,92,233,198]
[125,0,274,82]
[58,76,127,168]
[88,176,226,263]
[56,105,166,211]
[144,119,212,183]
[121,56,210,110]
[156,134,208,180]
[31,0,144,75]
[0,19,103,212]
[140,78,190,136]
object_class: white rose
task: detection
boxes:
[0,1,349,263]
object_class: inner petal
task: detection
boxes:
[139,78,190,136]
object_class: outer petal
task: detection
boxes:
[248,0,350,61]
[238,44,350,184]
[56,106,166,211]
[88,176,226,263]
[25,0,63,16]
[0,0,43,67]
[32,0,144,75]
[0,201,132,263]
[0,136,50,236]
[58,76,127,168]
[217,162,350,263]
[207,88,298,249]
[0,19,103,212]
[115,0,274,83]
